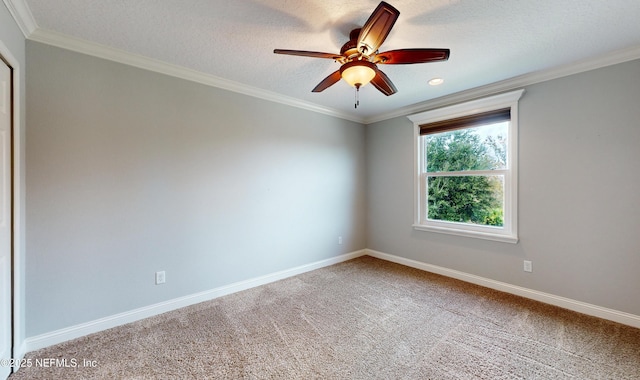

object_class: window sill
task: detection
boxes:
[412,223,519,244]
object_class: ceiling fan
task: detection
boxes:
[274,1,450,107]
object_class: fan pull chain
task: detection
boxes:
[354,84,361,109]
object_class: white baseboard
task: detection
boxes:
[365,249,640,329]
[22,247,639,354]
[24,250,367,352]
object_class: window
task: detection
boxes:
[408,90,524,243]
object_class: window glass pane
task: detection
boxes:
[427,175,504,227]
[425,121,508,172]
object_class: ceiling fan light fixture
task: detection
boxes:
[340,60,377,88]
[274,2,450,97]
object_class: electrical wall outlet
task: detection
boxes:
[523,260,532,273]
[338,236,343,245]
[155,271,166,285]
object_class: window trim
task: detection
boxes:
[408,89,524,244]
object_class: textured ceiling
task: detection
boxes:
[19,0,640,122]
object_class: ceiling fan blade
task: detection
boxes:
[357,2,400,55]
[371,69,397,96]
[376,48,450,64]
[274,49,342,60]
[312,70,342,92]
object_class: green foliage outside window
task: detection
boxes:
[426,128,506,226]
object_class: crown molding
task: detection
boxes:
[3,0,37,37]
[364,44,640,124]
[27,28,365,124]
[8,0,640,126]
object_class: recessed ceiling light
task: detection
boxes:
[428,77,444,86]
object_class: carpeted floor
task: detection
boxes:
[10,256,640,379]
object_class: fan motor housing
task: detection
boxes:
[340,28,368,61]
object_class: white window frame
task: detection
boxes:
[408,89,524,244]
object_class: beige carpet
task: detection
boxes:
[10,256,640,379]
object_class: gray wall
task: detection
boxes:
[366,59,640,316]
[22,36,640,338]
[1,1,27,355]
[26,42,366,336]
